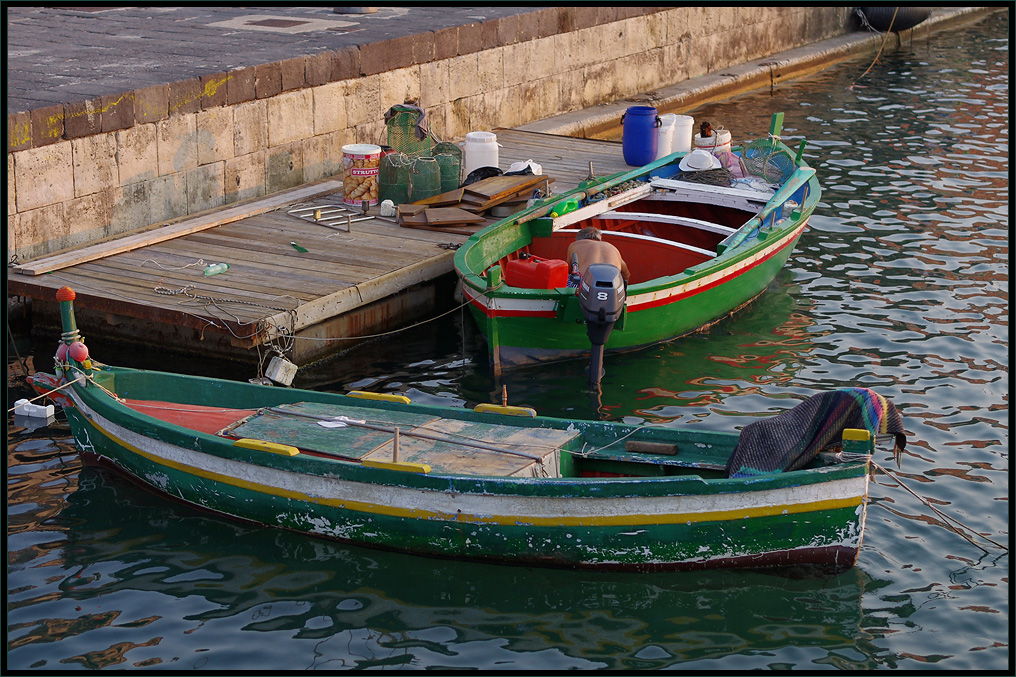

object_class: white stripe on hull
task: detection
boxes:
[463,222,807,315]
[73,393,866,527]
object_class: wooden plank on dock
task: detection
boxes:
[262,250,457,338]
[10,180,343,276]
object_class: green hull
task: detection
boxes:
[469,224,806,366]
[453,126,821,368]
[35,362,869,572]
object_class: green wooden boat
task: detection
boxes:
[28,286,902,572]
[453,113,820,379]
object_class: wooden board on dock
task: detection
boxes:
[10,180,344,276]
[401,207,486,227]
[411,188,466,207]
[459,174,552,213]
[463,174,545,203]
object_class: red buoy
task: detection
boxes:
[68,342,89,362]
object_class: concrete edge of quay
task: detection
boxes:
[518,6,1000,139]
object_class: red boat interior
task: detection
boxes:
[123,399,255,435]
[497,199,755,288]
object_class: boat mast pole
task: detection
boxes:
[56,286,80,344]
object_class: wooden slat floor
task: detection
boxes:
[8,130,630,360]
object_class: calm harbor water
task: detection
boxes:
[7,13,1008,671]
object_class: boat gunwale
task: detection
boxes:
[64,387,871,530]
[460,217,809,308]
[454,144,819,299]
[56,365,869,500]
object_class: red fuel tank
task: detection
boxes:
[503,256,569,289]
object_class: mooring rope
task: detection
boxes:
[7,319,31,378]
[871,459,1007,553]
[7,375,85,414]
[851,7,899,88]
[292,296,476,342]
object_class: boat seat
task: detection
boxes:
[649,177,775,201]
[594,211,736,235]
[648,177,774,212]
[557,228,715,258]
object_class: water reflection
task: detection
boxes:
[9,465,881,670]
[295,270,817,427]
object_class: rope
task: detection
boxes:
[677,167,734,186]
[7,375,85,413]
[50,365,128,403]
[870,459,1007,553]
[569,424,653,459]
[851,7,898,88]
[292,296,475,343]
[138,257,208,271]
[126,401,252,415]
[154,283,299,355]
[154,285,295,314]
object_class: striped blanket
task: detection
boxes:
[725,388,906,479]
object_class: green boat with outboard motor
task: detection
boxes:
[453,113,820,384]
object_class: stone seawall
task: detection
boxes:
[8,7,860,262]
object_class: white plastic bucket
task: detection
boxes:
[693,128,732,156]
[655,114,677,160]
[673,115,694,153]
[461,131,499,176]
[342,143,381,206]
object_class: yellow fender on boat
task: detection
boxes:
[347,391,412,405]
[362,459,431,474]
[233,438,300,456]
[474,403,537,417]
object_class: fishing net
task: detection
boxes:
[379,152,412,204]
[433,141,462,191]
[741,136,797,184]
[384,104,432,157]
[676,167,733,186]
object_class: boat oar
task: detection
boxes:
[264,407,544,461]
[716,166,816,254]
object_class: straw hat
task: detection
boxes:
[679,148,722,171]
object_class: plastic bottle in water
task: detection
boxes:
[204,262,229,276]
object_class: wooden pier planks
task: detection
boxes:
[7,131,629,354]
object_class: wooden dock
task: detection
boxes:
[7,131,629,365]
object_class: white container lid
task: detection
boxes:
[342,143,382,154]
[465,131,497,143]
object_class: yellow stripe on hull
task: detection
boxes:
[79,400,864,530]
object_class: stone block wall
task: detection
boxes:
[8,6,855,262]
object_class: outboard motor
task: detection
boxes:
[577,263,626,387]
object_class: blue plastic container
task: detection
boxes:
[621,106,660,166]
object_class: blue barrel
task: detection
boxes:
[621,106,660,166]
